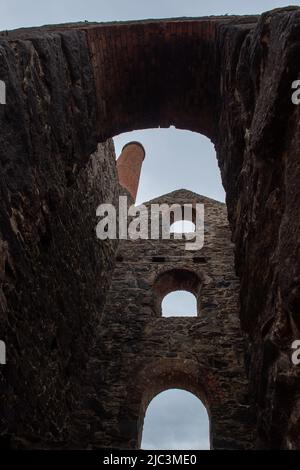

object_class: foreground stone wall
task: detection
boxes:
[216,8,300,448]
[0,140,119,448]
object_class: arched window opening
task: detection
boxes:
[114,128,225,205]
[141,389,210,450]
[162,290,197,317]
[170,220,196,234]
[153,268,201,317]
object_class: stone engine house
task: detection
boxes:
[0,7,300,450]
[93,143,254,449]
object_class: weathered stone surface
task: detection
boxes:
[83,190,255,450]
[0,140,119,448]
[0,7,300,449]
[216,7,300,449]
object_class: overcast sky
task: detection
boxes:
[114,128,224,205]
[0,0,297,30]
[1,0,296,450]
[142,389,209,450]
[162,291,197,317]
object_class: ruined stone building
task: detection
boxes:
[0,7,300,449]
[90,142,254,450]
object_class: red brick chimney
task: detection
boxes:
[116,141,145,202]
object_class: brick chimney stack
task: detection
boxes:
[116,141,145,203]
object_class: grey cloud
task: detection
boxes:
[141,389,210,450]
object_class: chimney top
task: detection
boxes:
[121,141,146,160]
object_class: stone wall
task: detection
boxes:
[216,8,300,448]
[0,139,119,448]
[82,190,254,449]
[0,8,300,448]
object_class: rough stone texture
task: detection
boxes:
[84,190,254,450]
[0,7,300,449]
[0,140,119,448]
[216,7,300,449]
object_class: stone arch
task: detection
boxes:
[141,388,210,449]
[87,19,223,142]
[153,268,202,315]
[134,358,212,449]
[2,9,299,450]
